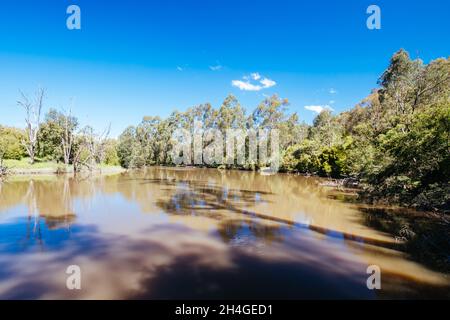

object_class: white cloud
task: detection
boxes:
[329,100,335,105]
[209,65,222,71]
[251,72,261,80]
[260,78,276,88]
[176,66,183,71]
[231,80,262,91]
[232,73,277,91]
[329,88,337,94]
[304,105,333,114]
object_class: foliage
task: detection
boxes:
[37,108,78,162]
[278,50,448,210]
[113,49,449,212]
[103,139,120,166]
[71,125,111,172]
[117,126,139,168]
[0,126,27,160]
[366,100,450,210]
[352,50,449,211]
[2,49,449,211]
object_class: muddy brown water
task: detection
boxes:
[0,167,448,299]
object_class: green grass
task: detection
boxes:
[3,157,60,169]
[98,162,121,169]
[3,157,123,172]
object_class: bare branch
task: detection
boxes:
[17,88,46,164]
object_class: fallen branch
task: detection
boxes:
[0,157,9,179]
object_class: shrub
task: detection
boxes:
[0,126,27,160]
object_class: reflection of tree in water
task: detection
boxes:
[23,180,42,248]
[15,179,77,249]
[217,219,284,244]
[143,167,325,197]
[360,207,450,274]
[148,173,410,252]
[150,177,290,243]
[0,169,448,299]
[119,168,345,230]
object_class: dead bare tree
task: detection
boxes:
[72,124,111,174]
[61,105,74,166]
[17,88,45,164]
[72,135,85,174]
[94,124,111,165]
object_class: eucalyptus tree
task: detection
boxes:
[37,108,78,164]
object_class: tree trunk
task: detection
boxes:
[29,149,35,165]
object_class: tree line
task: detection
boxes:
[0,93,118,172]
[0,50,448,211]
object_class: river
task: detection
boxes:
[0,167,448,299]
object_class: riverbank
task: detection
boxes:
[2,158,125,176]
[2,161,448,215]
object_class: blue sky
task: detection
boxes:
[0,0,449,136]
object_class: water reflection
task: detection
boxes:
[0,168,448,299]
[360,207,450,274]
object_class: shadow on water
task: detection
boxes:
[1,215,448,299]
[148,178,403,250]
[327,186,450,275]
[140,174,450,298]
[359,207,450,274]
[131,250,370,300]
[130,253,450,300]
[0,169,449,299]
[0,216,373,299]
